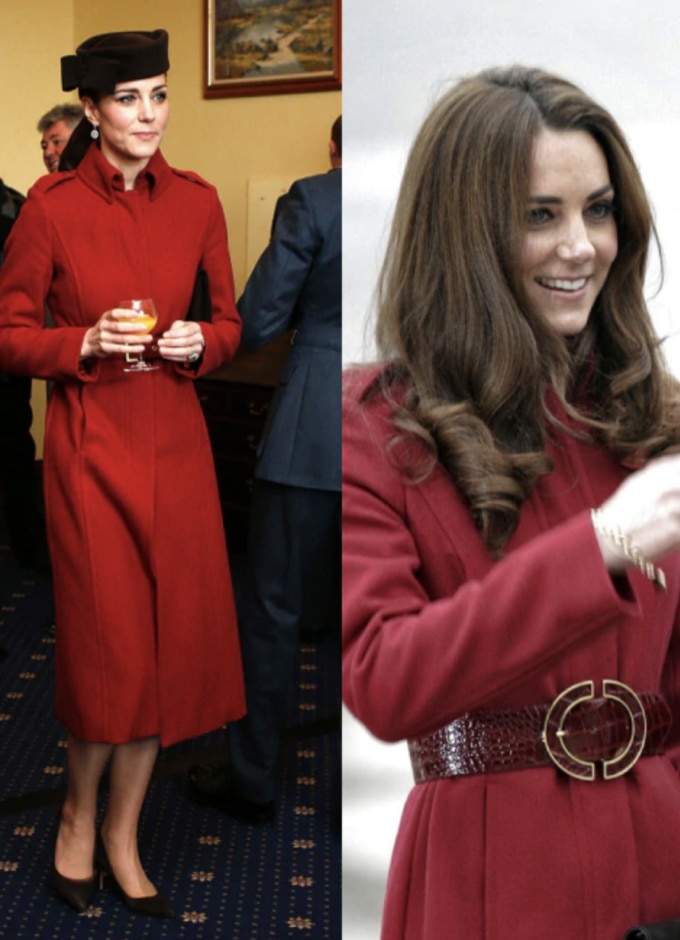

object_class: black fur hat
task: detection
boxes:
[61,29,169,94]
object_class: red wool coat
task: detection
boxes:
[343,367,680,940]
[0,146,245,746]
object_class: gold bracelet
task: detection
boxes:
[591,508,667,591]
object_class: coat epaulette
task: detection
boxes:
[170,168,212,189]
[29,170,78,197]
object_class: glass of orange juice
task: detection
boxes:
[118,298,159,372]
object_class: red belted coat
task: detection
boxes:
[0,145,245,746]
[343,366,680,940]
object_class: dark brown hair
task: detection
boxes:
[57,100,99,172]
[371,65,680,554]
[331,115,342,157]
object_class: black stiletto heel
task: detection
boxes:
[50,862,98,912]
[50,814,97,912]
[95,833,173,918]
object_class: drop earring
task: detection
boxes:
[90,126,99,140]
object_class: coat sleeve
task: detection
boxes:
[181,187,242,379]
[0,190,95,382]
[237,179,318,348]
[342,393,643,744]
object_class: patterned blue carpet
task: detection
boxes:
[0,545,341,939]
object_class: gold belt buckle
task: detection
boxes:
[542,680,647,781]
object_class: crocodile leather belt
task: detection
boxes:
[408,681,672,783]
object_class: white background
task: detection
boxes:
[342,2,680,937]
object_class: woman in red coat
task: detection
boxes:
[0,30,245,917]
[343,66,680,939]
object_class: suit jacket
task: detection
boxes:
[238,168,341,491]
[0,179,24,265]
[343,365,680,940]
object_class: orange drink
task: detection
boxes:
[118,298,160,372]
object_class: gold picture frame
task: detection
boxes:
[204,0,341,99]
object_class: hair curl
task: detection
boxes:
[369,65,680,555]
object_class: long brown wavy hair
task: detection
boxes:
[369,65,680,555]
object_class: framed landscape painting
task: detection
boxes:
[205,0,341,98]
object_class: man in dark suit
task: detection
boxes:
[189,116,341,824]
[0,180,39,573]
[0,180,54,647]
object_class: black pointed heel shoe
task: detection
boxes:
[95,834,173,918]
[50,811,97,912]
[50,861,97,912]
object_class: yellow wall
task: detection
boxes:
[2,1,341,455]
[3,0,76,193]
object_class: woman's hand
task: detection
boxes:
[594,453,680,574]
[157,320,205,364]
[80,309,152,359]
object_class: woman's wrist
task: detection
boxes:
[80,328,96,359]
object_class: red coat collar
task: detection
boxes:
[76,144,173,204]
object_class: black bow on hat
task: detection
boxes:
[61,29,169,94]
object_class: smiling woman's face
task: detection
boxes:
[520,127,618,337]
[83,74,169,176]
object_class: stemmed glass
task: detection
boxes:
[118,299,159,373]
